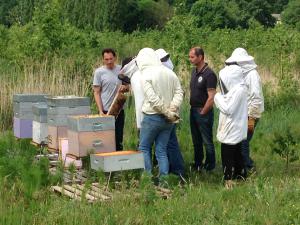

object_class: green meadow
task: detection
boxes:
[0,3,300,224]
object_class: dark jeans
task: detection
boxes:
[190,107,216,170]
[241,119,259,169]
[221,142,245,180]
[167,125,185,176]
[104,109,125,151]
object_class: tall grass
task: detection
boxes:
[0,57,92,131]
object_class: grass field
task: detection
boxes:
[0,27,299,223]
[0,95,299,224]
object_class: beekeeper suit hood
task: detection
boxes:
[136,48,162,71]
[135,47,183,119]
[226,47,264,118]
[214,65,248,144]
[155,48,174,71]
[118,57,138,83]
[219,64,245,92]
[225,47,257,73]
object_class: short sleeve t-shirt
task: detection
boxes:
[93,65,121,111]
[190,63,217,107]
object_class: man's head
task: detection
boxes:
[189,47,204,66]
[102,48,117,69]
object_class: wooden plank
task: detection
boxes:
[51,186,81,200]
[75,184,111,201]
[64,185,97,201]
[91,183,113,197]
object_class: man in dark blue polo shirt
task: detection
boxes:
[189,47,217,171]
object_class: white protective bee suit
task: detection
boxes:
[225,48,264,119]
[214,65,248,144]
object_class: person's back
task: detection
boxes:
[136,48,183,177]
[215,65,248,144]
[136,48,183,115]
[214,64,248,187]
[225,47,264,172]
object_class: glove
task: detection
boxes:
[164,110,180,123]
[248,117,255,133]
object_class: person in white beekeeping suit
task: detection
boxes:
[119,48,183,178]
[225,48,264,173]
[214,63,248,189]
[155,48,185,176]
[118,49,185,177]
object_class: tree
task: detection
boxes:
[282,0,300,30]
[233,0,276,27]
[138,0,173,30]
[0,0,18,26]
[267,0,289,14]
[190,0,236,29]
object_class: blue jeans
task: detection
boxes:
[167,125,185,175]
[190,108,216,170]
[139,114,174,176]
[241,119,259,169]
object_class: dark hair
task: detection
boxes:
[102,48,116,57]
[191,47,204,57]
[121,57,133,69]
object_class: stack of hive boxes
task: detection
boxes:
[67,114,145,172]
[13,94,48,138]
[47,95,91,150]
[67,115,116,157]
[32,103,48,144]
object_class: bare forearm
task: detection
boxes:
[200,89,216,115]
[94,91,104,114]
[201,98,214,114]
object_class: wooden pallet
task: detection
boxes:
[49,167,88,184]
[51,183,112,202]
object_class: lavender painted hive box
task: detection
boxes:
[13,93,48,138]
[67,115,116,157]
[13,117,33,138]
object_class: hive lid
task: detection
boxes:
[13,94,49,102]
[93,150,140,156]
[46,95,90,107]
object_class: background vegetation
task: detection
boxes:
[0,0,299,224]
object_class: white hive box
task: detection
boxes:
[32,103,48,144]
[32,121,48,144]
[67,115,116,157]
[59,138,82,168]
[90,151,145,172]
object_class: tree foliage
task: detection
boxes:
[282,0,300,31]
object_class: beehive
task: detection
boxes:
[90,151,145,172]
[13,94,48,138]
[67,115,116,157]
[32,103,48,144]
[46,95,91,150]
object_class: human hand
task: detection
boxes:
[99,111,106,116]
[164,110,180,123]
